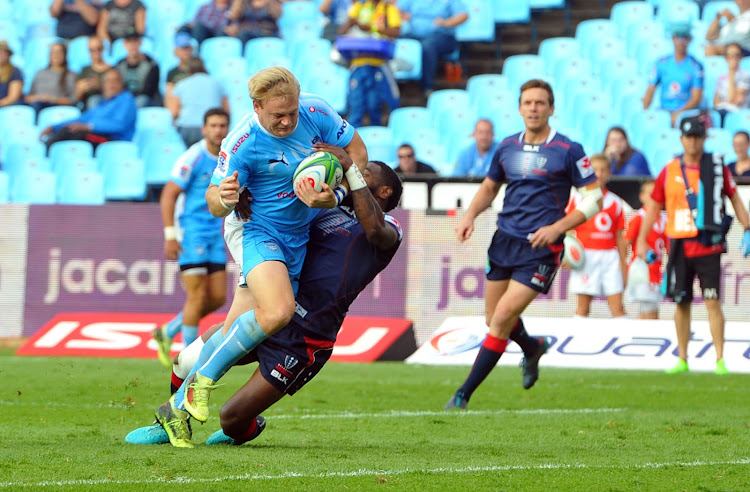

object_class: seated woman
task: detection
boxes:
[0,40,23,108]
[713,43,750,126]
[603,126,651,176]
[24,42,77,115]
[728,130,750,177]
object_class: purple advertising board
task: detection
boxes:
[23,204,408,337]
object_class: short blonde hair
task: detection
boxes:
[589,153,608,165]
[248,66,300,107]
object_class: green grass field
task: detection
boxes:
[1,348,748,491]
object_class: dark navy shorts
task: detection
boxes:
[250,326,335,395]
[486,230,563,294]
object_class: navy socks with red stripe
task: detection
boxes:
[457,333,508,400]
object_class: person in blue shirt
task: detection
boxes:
[603,126,651,176]
[151,108,230,368]
[642,28,705,127]
[129,153,404,448]
[167,67,368,427]
[39,68,136,149]
[398,0,468,98]
[454,118,499,177]
[445,79,602,410]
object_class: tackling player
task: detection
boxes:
[127,152,403,447]
[153,108,230,366]
[445,79,602,410]
[175,67,369,425]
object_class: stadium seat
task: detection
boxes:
[647,146,677,176]
[25,19,58,43]
[472,88,516,120]
[587,38,627,66]
[387,106,432,145]
[466,74,510,105]
[656,0,700,32]
[405,126,441,151]
[538,37,579,68]
[200,36,243,73]
[2,125,40,148]
[10,170,56,204]
[53,155,99,180]
[723,109,750,135]
[706,127,734,156]
[358,126,396,165]
[143,140,187,185]
[2,141,46,175]
[245,37,290,75]
[427,89,470,117]
[490,105,524,137]
[629,109,674,149]
[552,56,592,90]
[392,38,422,81]
[136,106,174,132]
[49,140,94,167]
[559,76,602,117]
[67,35,94,72]
[37,105,81,129]
[641,128,682,168]
[22,36,61,93]
[280,1,322,31]
[575,20,618,53]
[145,0,184,40]
[95,140,139,161]
[611,1,655,37]
[626,20,666,58]
[634,36,672,75]
[456,0,495,42]
[0,170,8,203]
[208,55,247,79]
[502,54,548,93]
[0,105,36,132]
[599,57,640,92]
[135,127,183,156]
[415,142,450,174]
[578,109,617,155]
[102,154,147,201]
[434,106,477,152]
[281,19,324,42]
[287,37,331,71]
[492,0,531,24]
[58,170,106,205]
[701,1,739,22]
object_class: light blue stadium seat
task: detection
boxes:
[143,140,187,185]
[558,76,601,116]
[49,140,95,168]
[67,35,95,73]
[2,141,46,175]
[647,146,677,176]
[22,36,62,92]
[723,109,750,134]
[10,170,56,204]
[426,89,470,118]
[279,1,323,33]
[551,56,592,90]
[392,38,422,81]
[538,37,579,68]
[208,55,247,78]
[415,142,449,174]
[434,105,477,145]
[706,127,734,156]
[702,1,739,22]
[490,105,524,137]
[656,0,700,32]
[245,37,291,75]
[587,38,627,66]
[227,92,253,127]
[2,125,40,148]
[358,126,396,166]
[0,170,8,203]
[303,63,349,114]
[575,20,618,54]
[404,126,440,151]
[702,55,729,108]
[25,19,58,43]
[502,54,548,93]
[492,0,531,24]
[287,37,331,71]
[388,106,433,145]
[219,67,250,98]
[599,57,640,92]
[5,154,52,189]
[641,128,682,169]
[577,109,617,155]
[37,105,81,129]
[611,1,655,37]
[0,105,36,132]
[136,106,174,132]
[199,36,243,73]
[101,153,147,201]
[53,155,99,180]
[628,109,673,149]
[634,36,672,75]
[135,127,183,156]
[626,20,667,58]
[95,140,139,162]
[472,88,516,120]
[145,0,184,40]
[456,0,495,42]
[466,74,509,100]
[281,19,324,42]
[58,170,106,205]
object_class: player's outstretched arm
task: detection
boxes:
[728,192,750,257]
[456,177,501,243]
[530,181,602,248]
[342,130,368,173]
[206,171,240,218]
[159,181,184,260]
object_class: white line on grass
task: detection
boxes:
[1,458,748,488]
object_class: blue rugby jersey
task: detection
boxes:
[487,130,597,243]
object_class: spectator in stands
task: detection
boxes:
[397,0,468,98]
[705,0,750,57]
[180,0,232,45]
[603,126,651,176]
[166,57,229,147]
[454,118,499,177]
[225,0,282,44]
[642,27,704,127]
[114,28,160,108]
[50,0,102,40]
[40,68,137,149]
[338,0,402,128]
[728,130,750,177]
[320,0,352,42]
[165,32,195,101]
[565,153,627,319]
[394,143,436,174]
[24,42,77,115]
[75,36,111,110]
[0,40,22,108]
[713,43,750,125]
[97,0,146,44]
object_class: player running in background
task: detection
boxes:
[624,179,668,320]
[445,79,602,410]
[172,67,368,425]
[128,153,403,448]
[153,108,230,366]
[565,153,627,318]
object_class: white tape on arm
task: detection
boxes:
[345,164,367,191]
[219,195,235,210]
[164,226,177,241]
[575,186,603,220]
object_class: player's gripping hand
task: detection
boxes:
[164,239,181,260]
[219,171,240,207]
[529,224,563,248]
[741,229,750,258]
[455,217,474,243]
[313,142,352,171]
[233,186,253,221]
[296,178,337,208]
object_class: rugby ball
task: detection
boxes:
[562,234,586,270]
[293,151,343,193]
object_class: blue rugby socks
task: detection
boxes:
[164,311,184,339]
[181,325,198,347]
[197,310,268,382]
[458,333,508,400]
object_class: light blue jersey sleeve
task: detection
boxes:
[170,141,204,190]
[300,94,355,147]
[211,112,254,187]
